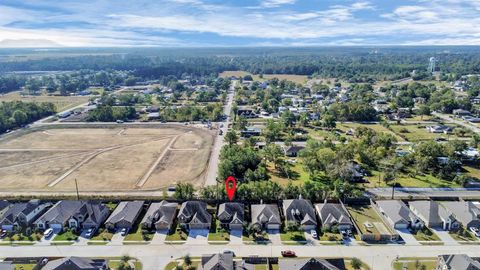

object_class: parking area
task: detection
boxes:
[303,230,319,246]
[186,229,209,245]
[151,230,168,245]
[109,230,126,245]
[396,229,419,245]
[229,229,242,245]
[432,228,460,245]
[267,229,281,245]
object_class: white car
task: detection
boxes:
[85,228,95,238]
[43,228,54,238]
[310,229,318,239]
[469,227,480,237]
[120,228,129,236]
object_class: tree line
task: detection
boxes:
[0,101,56,133]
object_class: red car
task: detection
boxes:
[281,250,296,257]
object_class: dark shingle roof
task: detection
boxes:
[178,201,212,225]
[218,202,244,225]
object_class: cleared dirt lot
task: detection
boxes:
[0,125,214,192]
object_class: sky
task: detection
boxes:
[0,0,479,47]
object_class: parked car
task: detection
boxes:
[281,250,296,257]
[469,227,480,237]
[120,228,129,236]
[85,228,95,238]
[43,228,54,238]
[310,229,317,239]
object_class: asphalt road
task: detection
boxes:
[204,80,236,186]
[432,112,480,133]
[366,187,480,199]
[1,242,480,269]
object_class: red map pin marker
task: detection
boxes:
[225,176,236,201]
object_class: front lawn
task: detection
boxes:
[90,228,113,241]
[449,228,478,242]
[13,264,36,270]
[208,219,230,242]
[2,231,42,242]
[243,231,269,242]
[123,224,154,242]
[53,230,78,241]
[280,229,306,243]
[319,232,342,242]
[392,259,437,270]
[165,223,188,242]
[411,227,441,242]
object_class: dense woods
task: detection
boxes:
[0,101,55,132]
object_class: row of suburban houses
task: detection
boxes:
[0,198,479,239]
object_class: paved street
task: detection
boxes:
[432,112,480,134]
[366,187,480,199]
[2,242,480,269]
[204,80,236,186]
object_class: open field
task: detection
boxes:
[0,125,214,192]
[219,71,308,84]
[0,91,90,111]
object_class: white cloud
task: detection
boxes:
[261,0,296,8]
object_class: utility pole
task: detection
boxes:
[75,178,80,200]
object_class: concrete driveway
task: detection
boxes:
[396,229,419,245]
[431,228,459,245]
[151,230,168,245]
[229,229,243,245]
[267,229,281,245]
[304,230,319,246]
[187,229,209,245]
[109,230,125,245]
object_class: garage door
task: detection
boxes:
[267,224,280,230]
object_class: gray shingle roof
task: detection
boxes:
[278,258,340,270]
[142,201,178,228]
[251,204,281,225]
[375,200,417,225]
[199,253,233,270]
[315,203,352,227]
[42,256,107,270]
[218,202,244,225]
[178,201,212,225]
[439,254,480,270]
[282,199,317,226]
[442,201,480,227]
[105,201,144,225]
[409,200,455,225]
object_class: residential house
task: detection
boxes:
[278,258,343,270]
[34,201,109,232]
[42,256,108,270]
[282,199,317,230]
[283,145,305,157]
[105,201,144,231]
[315,202,353,230]
[198,253,253,270]
[141,201,178,231]
[426,125,452,133]
[409,200,459,231]
[374,200,424,230]
[240,127,262,138]
[0,200,51,232]
[177,201,212,230]
[250,204,281,230]
[436,254,480,270]
[442,201,480,229]
[237,107,257,118]
[217,202,244,230]
[453,109,471,116]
